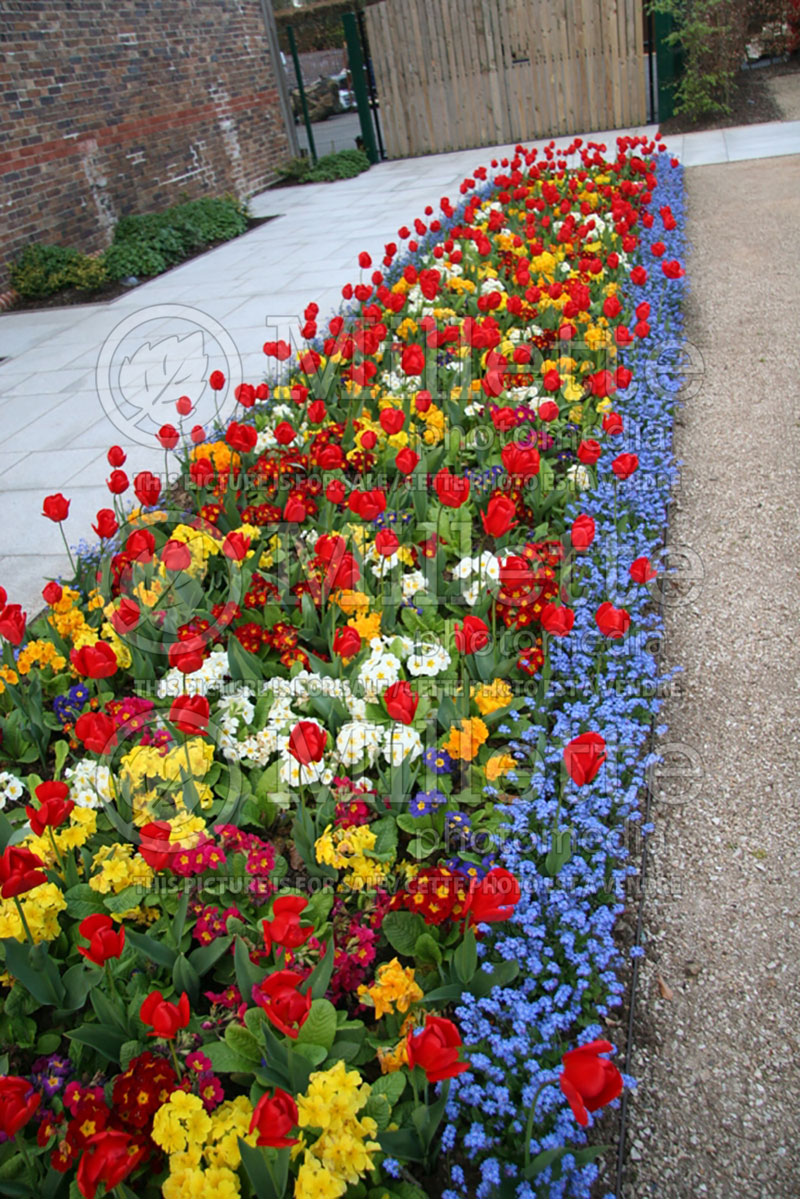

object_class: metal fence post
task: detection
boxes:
[342,11,379,165]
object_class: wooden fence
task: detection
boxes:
[365,0,647,158]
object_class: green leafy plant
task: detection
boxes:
[9,243,108,299]
[277,148,370,185]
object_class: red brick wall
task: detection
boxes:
[0,0,292,286]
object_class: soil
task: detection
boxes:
[657,55,799,134]
[5,215,275,314]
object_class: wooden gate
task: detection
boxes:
[365,0,647,158]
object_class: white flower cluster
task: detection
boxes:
[0,771,24,810]
[156,649,232,698]
[452,551,501,605]
[64,760,114,810]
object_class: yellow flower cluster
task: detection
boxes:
[314,824,389,891]
[88,842,154,897]
[485,753,516,783]
[0,665,19,694]
[0,881,66,943]
[357,957,422,1019]
[25,806,96,866]
[48,587,95,647]
[16,639,67,677]
[120,737,214,821]
[153,1093,257,1199]
[443,717,489,762]
[472,678,513,716]
[294,1061,380,1199]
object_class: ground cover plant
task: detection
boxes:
[0,133,685,1199]
[9,196,250,300]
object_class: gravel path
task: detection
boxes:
[624,156,800,1197]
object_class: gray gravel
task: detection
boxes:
[624,156,800,1197]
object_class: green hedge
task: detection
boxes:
[9,195,250,300]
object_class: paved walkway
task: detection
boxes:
[0,118,798,614]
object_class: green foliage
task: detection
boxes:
[277,148,370,185]
[9,194,250,299]
[9,243,108,298]
[103,194,249,281]
[648,0,742,120]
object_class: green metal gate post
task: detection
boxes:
[342,11,379,165]
[287,24,317,164]
[653,10,682,122]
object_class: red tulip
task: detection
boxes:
[406,1015,469,1082]
[383,680,419,725]
[78,913,125,966]
[209,370,226,390]
[75,712,117,755]
[595,602,631,639]
[434,469,470,509]
[333,626,361,660]
[587,369,616,398]
[42,581,63,606]
[559,1039,623,1126]
[571,514,595,552]
[542,369,561,391]
[283,494,308,523]
[107,446,126,467]
[70,642,117,679]
[133,471,161,507]
[540,603,575,637]
[107,470,129,494]
[577,439,601,465]
[612,453,639,480]
[222,531,250,562]
[501,443,540,478]
[274,421,296,445]
[326,480,346,505]
[176,394,193,416]
[662,259,685,279]
[629,556,657,584]
[0,846,46,898]
[563,732,607,786]
[401,343,425,375]
[93,509,119,539]
[262,896,313,954]
[139,821,174,871]
[42,493,70,522]
[395,447,419,474]
[140,990,190,1038]
[111,597,140,636]
[126,529,155,564]
[252,969,311,1038]
[157,424,179,450]
[375,529,399,557]
[348,488,386,521]
[481,495,518,538]
[249,1088,299,1148]
[26,780,74,835]
[380,408,404,435]
[288,721,326,765]
[602,411,624,435]
[465,867,521,926]
[0,604,27,646]
[161,540,192,572]
[77,1129,148,1199]
[226,422,258,454]
[0,1076,40,1138]
[168,640,206,674]
[454,615,489,655]
[169,694,210,736]
[538,400,559,421]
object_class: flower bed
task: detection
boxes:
[0,135,684,1199]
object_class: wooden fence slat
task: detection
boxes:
[366,0,647,159]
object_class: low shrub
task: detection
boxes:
[9,194,250,299]
[277,147,370,184]
[9,243,108,299]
